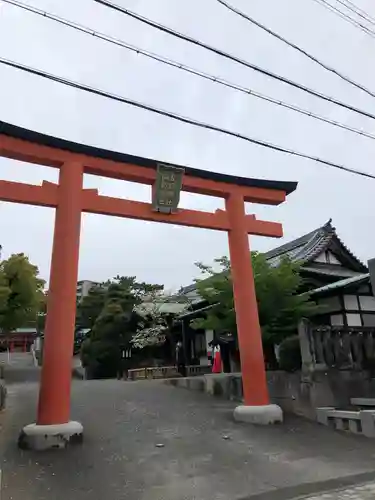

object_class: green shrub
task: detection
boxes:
[80,338,119,379]
[278,335,301,372]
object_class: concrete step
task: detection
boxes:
[326,409,361,420]
[317,406,375,437]
[351,397,375,407]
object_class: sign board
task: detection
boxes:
[152,163,184,213]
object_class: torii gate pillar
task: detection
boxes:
[19,162,84,450]
[226,193,282,424]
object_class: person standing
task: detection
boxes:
[212,345,222,374]
[175,340,186,377]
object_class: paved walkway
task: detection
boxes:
[300,482,375,499]
[0,351,35,367]
[0,351,40,384]
[1,377,375,500]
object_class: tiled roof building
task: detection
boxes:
[180,219,368,300]
[178,220,375,368]
[264,219,367,290]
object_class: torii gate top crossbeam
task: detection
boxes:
[0,121,297,204]
[0,121,297,238]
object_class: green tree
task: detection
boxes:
[36,291,48,334]
[112,275,164,301]
[0,271,10,326]
[76,285,107,330]
[76,277,164,331]
[192,253,318,363]
[80,277,163,378]
[0,253,45,332]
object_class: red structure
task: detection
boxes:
[0,122,296,446]
[0,330,36,352]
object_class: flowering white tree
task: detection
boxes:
[130,294,190,349]
[131,302,168,349]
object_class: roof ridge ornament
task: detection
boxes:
[322,218,335,233]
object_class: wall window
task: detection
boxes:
[331,314,344,326]
[205,329,214,352]
[344,295,359,310]
[318,296,341,313]
[359,296,375,312]
[362,314,375,327]
[194,333,206,357]
[346,313,362,327]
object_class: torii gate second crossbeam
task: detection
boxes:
[0,121,297,450]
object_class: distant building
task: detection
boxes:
[76,280,100,302]
[0,328,37,352]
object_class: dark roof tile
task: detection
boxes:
[264,219,334,263]
[180,220,367,295]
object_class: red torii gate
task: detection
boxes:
[0,121,297,449]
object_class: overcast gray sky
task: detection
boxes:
[0,0,375,290]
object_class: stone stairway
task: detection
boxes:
[2,352,41,384]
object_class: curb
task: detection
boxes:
[237,471,375,500]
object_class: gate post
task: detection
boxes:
[19,162,84,450]
[225,192,282,424]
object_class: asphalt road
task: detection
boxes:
[1,376,375,500]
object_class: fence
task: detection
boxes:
[299,320,375,371]
[128,364,211,381]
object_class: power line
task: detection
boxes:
[312,0,375,38]
[334,0,375,26]
[2,0,375,142]
[216,0,375,99]
[94,0,375,123]
[344,0,375,21]
[1,56,375,181]
[314,0,375,34]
